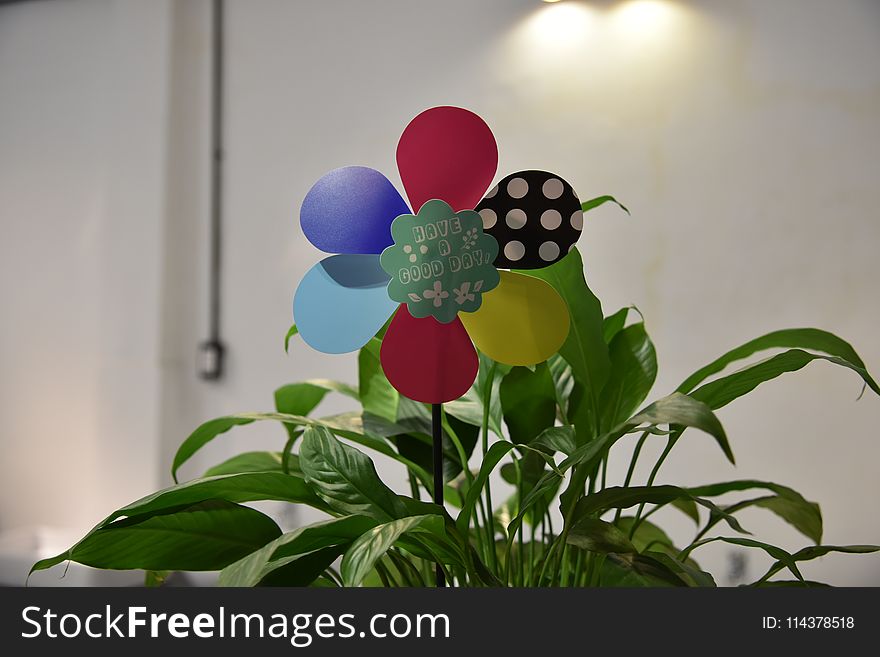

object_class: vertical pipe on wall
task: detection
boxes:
[198,0,226,380]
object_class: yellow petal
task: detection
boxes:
[461,271,570,366]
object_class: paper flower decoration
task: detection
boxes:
[293,107,583,403]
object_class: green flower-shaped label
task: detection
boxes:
[380,199,500,324]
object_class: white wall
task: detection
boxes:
[0,0,171,540]
[1,0,878,585]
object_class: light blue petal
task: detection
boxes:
[293,254,398,354]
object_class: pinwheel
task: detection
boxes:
[292,106,584,584]
[294,106,584,399]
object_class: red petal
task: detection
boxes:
[380,304,478,403]
[396,106,498,213]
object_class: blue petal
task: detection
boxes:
[293,254,398,354]
[301,166,410,254]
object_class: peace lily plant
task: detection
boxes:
[32,201,880,587]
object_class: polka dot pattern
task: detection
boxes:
[504,240,525,262]
[542,178,564,199]
[539,241,560,262]
[475,170,582,269]
[540,209,562,230]
[505,208,527,229]
[507,177,529,198]
[479,208,497,229]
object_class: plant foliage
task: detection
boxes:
[32,199,879,587]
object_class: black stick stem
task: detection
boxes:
[431,402,446,587]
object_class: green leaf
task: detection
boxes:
[32,501,281,573]
[600,552,687,587]
[613,517,714,585]
[446,352,508,437]
[341,515,444,587]
[173,410,415,485]
[31,472,322,575]
[645,551,716,587]
[106,472,328,523]
[757,544,880,584]
[598,322,657,431]
[547,354,575,419]
[616,516,674,553]
[390,400,479,483]
[566,517,636,554]
[679,536,805,581]
[284,324,299,353]
[581,195,630,215]
[358,336,398,422]
[276,380,358,415]
[750,497,822,545]
[316,411,434,490]
[31,470,330,572]
[220,516,376,587]
[602,307,630,344]
[562,392,734,475]
[144,570,170,587]
[172,416,259,482]
[688,480,822,544]
[513,450,558,525]
[275,383,328,419]
[258,546,347,587]
[523,248,610,442]
[504,469,565,544]
[572,486,748,535]
[532,425,577,456]
[556,393,732,530]
[627,393,732,463]
[274,380,357,443]
[457,441,516,533]
[755,579,830,588]
[299,425,407,521]
[677,328,879,396]
[671,498,700,524]
[203,451,289,477]
[499,363,557,443]
[687,350,880,411]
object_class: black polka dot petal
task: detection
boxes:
[475,170,583,270]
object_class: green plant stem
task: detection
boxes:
[584,552,595,586]
[559,544,571,586]
[529,520,537,585]
[281,430,301,474]
[501,458,523,585]
[514,459,525,586]
[480,362,498,572]
[375,559,398,587]
[388,549,421,587]
[639,502,664,526]
[571,549,584,587]
[408,471,421,501]
[440,413,473,485]
[614,429,650,524]
[629,435,676,540]
[536,539,559,586]
[590,554,605,586]
[551,541,568,587]
[475,495,492,565]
